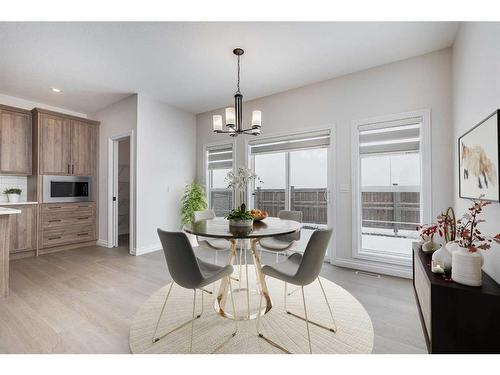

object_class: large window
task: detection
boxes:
[250,131,330,227]
[206,144,233,216]
[353,112,429,263]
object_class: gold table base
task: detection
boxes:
[215,239,272,321]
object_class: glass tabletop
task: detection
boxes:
[183,217,301,239]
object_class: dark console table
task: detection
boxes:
[413,246,500,353]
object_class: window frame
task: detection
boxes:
[351,109,431,266]
[244,126,336,261]
[203,139,236,214]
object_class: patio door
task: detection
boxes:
[249,130,331,258]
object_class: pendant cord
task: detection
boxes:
[236,55,241,94]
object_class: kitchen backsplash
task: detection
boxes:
[0,175,28,203]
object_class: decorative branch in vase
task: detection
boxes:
[451,198,500,287]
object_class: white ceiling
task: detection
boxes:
[0,22,459,115]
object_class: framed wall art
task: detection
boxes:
[458,110,500,201]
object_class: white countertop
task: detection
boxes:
[0,207,21,215]
[0,201,38,206]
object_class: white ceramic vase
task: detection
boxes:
[431,242,453,273]
[451,246,484,287]
[7,194,20,203]
[422,240,441,254]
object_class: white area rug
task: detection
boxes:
[129,266,373,354]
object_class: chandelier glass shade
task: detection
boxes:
[213,48,262,137]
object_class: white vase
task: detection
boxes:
[431,242,453,273]
[422,240,441,254]
[451,247,484,287]
[7,194,20,203]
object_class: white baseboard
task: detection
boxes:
[133,243,162,256]
[97,239,112,248]
[333,257,412,279]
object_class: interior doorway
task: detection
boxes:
[116,137,131,247]
[108,131,134,254]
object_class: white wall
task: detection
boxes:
[453,23,500,283]
[135,95,196,254]
[196,49,453,277]
[92,94,138,248]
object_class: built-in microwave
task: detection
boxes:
[43,175,92,203]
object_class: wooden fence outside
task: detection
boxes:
[212,187,420,234]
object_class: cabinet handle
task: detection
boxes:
[48,219,62,223]
[72,164,74,174]
[77,232,89,236]
[48,236,61,240]
[77,217,89,220]
[48,206,62,209]
[68,164,70,174]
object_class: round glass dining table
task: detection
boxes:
[183,217,301,320]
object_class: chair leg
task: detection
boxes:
[256,279,291,354]
[284,282,287,310]
[317,277,337,332]
[300,286,312,354]
[152,282,174,343]
[152,283,203,344]
[189,289,196,353]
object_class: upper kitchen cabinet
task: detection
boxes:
[34,109,99,176]
[0,105,32,175]
[39,113,72,175]
[71,120,98,176]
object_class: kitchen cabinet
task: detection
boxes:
[35,109,99,176]
[40,202,96,249]
[0,204,37,254]
[0,105,32,175]
[71,120,98,176]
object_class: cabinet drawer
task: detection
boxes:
[42,214,95,229]
[42,225,95,247]
[42,202,95,216]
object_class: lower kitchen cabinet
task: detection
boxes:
[0,204,37,258]
[40,202,97,251]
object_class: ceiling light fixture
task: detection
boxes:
[51,87,62,93]
[213,48,261,137]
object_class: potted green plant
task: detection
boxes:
[180,182,208,226]
[225,203,254,228]
[4,188,22,203]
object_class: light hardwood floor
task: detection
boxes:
[0,243,427,354]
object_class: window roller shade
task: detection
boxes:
[359,117,421,155]
[207,145,233,170]
[250,131,330,155]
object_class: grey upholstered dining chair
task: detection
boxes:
[154,229,238,353]
[256,228,335,354]
[258,210,303,263]
[194,209,231,264]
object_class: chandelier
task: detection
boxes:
[212,48,262,137]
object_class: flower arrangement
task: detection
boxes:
[417,224,438,242]
[225,167,262,207]
[455,199,500,253]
